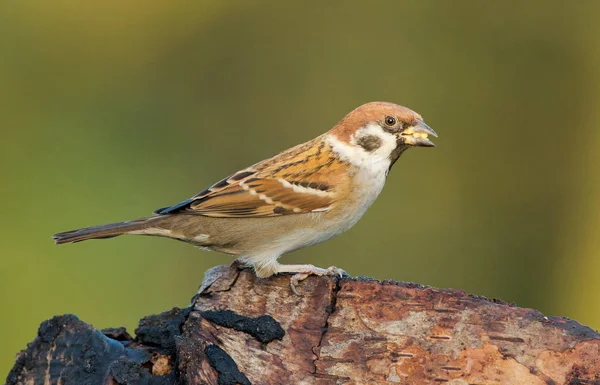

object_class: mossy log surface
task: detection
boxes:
[7,264,600,384]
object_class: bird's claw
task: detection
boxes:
[327,266,346,278]
[289,265,347,295]
[290,273,310,295]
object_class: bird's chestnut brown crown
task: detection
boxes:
[331,101,437,148]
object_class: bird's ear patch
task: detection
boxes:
[356,135,383,152]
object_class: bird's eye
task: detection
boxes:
[384,116,397,126]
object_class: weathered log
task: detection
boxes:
[6,264,600,384]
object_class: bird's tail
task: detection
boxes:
[53,217,161,244]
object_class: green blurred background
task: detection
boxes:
[2,0,600,378]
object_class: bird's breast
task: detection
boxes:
[329,166,388,232]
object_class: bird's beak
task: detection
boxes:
[401,121,438,147]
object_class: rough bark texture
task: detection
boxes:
[6,264,600,385]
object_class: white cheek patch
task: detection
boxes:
[326,123,396,172]
[352,123,398,159]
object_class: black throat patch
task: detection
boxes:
[388,139,408,169]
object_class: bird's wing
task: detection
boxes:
[154,136,350,217]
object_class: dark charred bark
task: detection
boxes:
[6,264,600,385]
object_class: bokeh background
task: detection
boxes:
[2,1,600,378]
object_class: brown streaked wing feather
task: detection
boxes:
[189,178,332,217]
[182,137,350,218]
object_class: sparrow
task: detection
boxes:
[53,101,437,294]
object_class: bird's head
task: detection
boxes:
[328,102,437,168]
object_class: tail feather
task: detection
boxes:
[53,217,155,244]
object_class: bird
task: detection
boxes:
[53,101,437,294]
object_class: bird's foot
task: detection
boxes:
[275,264,346,295]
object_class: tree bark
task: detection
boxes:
[6,264,600,385]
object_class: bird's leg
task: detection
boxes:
[275,264,346,295]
